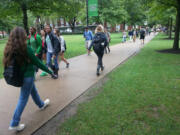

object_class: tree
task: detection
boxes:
[147,0,180,50]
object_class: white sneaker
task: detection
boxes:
[9,124,25,131]
[40,99,50,110]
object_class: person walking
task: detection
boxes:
[83,27,93,55]
[140,28,146,44]
[40,29,48,76]
[45,25,61,77]
[104,28,111,53]
[3,27,57,132]
[128,30,133,42]
[133,29,137,42]
[88,25,108,76]
[122,30,127,43]
[54,29,69,68]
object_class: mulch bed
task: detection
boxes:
[157,49,180,54]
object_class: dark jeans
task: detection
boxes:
[94,49,104,71]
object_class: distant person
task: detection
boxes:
[122,30,127,43]
[27,27,42,72]
[83,27,93,55]
[45,25,61,77]
[133,29,137,42]
[128,30,133,41]
[54,29,69,68]
[140,28,146,44]
[88,25,108,76]
[104,28,111,53]
[3,27,57,132]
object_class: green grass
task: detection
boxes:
[57,34,180,135]
[0,33,122,78]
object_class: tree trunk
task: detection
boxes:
[169,17,172,39]
[36,16,41,34]
[2,30,4,38]
[21,3,29,35]
[167,18,170,35]
[173,7,180,50]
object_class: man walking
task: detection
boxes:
[83,27,93,55]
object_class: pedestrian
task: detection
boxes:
[83,27,93,55]
[40,29,48,76]
[140,28,146,44]
[104,28,111,53]
[88,25,108,76]
[133,29,137,42]
[27,27,42,72]
[128,30,133,42]
[122,30,127,43]
[45,25,61,77]
[3,27,57,132]
[54,29,69,68]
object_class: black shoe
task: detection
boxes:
[96,72,100,76]
[66,63,69,68]
[101,66,104,71]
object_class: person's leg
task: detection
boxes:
[10,77,34,127]
[31,83,44,108]
[46,52,52,68]
[53,55,59,75]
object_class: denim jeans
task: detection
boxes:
[10,77,44,127]
[46,52,59,70]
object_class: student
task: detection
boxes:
[128,30,133,42]
[88,25,108,76]
[54,29,69,68]
[122,30,127,43]
[133,29,137,42]
[3,27,57,131]
[28,27,42,60]
[140,28,146,44]
[45,25,61,77]
[40,29,48,76]
[104,28,111,53]
[83,27,93,55]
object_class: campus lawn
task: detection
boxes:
[57,34,180,135]
[0,33,122,78]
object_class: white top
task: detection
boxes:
[46,35,53,53]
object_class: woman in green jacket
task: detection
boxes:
[3,27,57,132]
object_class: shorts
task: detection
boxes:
[85,40,92,49]
[140,35,145,39]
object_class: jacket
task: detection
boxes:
[45,32,61,56]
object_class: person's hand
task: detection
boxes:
[51,73,58,79]
[52,55,56,59]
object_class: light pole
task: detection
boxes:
[86,0,89,27]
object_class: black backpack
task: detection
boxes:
[93,33,105,52]
[3,57,24,87]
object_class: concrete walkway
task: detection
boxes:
[0,34,156,135]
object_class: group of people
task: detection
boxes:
[122,27,148,44]
[3,24,110,131]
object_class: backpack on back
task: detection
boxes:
[3,57,24,87]
[93,34,105,52]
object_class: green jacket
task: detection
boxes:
[27,33,42,55]
[22,46,52,77]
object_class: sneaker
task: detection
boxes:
[40,99,50,110]
[40,72,48,77]
[101,66,104,71]
[9,124,25,132]
[66,63,69,68]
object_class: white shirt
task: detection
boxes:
[46,35,53,53]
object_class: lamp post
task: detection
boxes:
[86,0,89,27]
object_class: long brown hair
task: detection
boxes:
[3,27,29,67]
[54,29,60,37]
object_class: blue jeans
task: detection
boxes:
[46,52,59,70]
[10,77,44,127]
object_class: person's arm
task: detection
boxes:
[35,34,42,55]
[27,46,52,74]
[52,34,60,56]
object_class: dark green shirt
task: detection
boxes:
[22,46,52,77]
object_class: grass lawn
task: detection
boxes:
[57,34,180,135]
[0,33,122,78]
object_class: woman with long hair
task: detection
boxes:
[88,25,108,76]
[3,27,57,131]
[54,29,69,68]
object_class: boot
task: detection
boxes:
[101,65,104,71]
[54,68,59,77]
[96,65,101,76]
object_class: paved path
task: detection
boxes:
[0,34,156,135]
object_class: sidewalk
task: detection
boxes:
[0,34,156,135]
